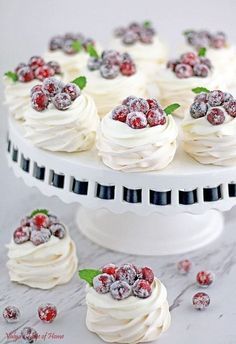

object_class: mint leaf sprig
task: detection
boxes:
[143,20,152,28]
[72,40,82,53]
[86,44,99,59]
[79,269,102,286]
[198,47,207,57]
[72,76,87,90]
[30,209,49,218]
[5,71,18,82]
[192,87,210,94]
[164,103,180,115]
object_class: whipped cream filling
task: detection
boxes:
[97,112,178,172]
[83,69,147,118]
[24,93,99,152]
[182,106,236,166]
[86,278,171,344]
[6,230,78,289]
[4,78,40,120]
[156,68,226,117]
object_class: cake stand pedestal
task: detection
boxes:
[6,117,236,255]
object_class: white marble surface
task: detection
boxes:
[1,0,236,343]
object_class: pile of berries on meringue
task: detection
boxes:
[111,96,168,129]
[13,209,66,246]
[49,32,95,54]
[5,56,61,82]
[87,50,136,79]
[82,264,155,300]
[114,21,156,45]
[30,76,84,111]
[190,89,236,125]
[184,30,227,49]
[167,51,212,78]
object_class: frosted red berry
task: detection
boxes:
[139,30,153,44]
[15,63,27,73]
[38,303,57,323]
[47,61,61,74]
[112,105,129,122]
[53,92,72,110]
[13,226,31,244]
[21,327,38,343]
[126,111,147,129]
[207,107,225,125]
[100,63,119,79]
[196,271,215,287]
[193,63,209,77]
[223,92,234,103]
[28,56,44,71]
[120,61,136,76]
[30,228,51,246]
[194,92,208,103]
[17,66,34,82]
[122,96,137,107]
[167,59,179,72]
[62,83,80,101]
[211,32,226,49]
[199,57,212,70]
[180,52,200,66]
[31,84,43,95]
[147,109,166,126]
[93,273,115,294]
[102,50,122,66]
[224,100,236,117]
[190,101,208,119]
[102,264,118,276]
[129,98,149,113]
[115,263,137,285]
[87,57,101,71]
[48,214,59,225]
[147,98,160,110]
[208,90,224,107]
[192,292,210,310]
[110,280,132,300]
[49,36,64,51]
[3,306,20,323]
[32,213,49,228]
[138,267,154,284]
[122,30,138,45]
[50,223,66,239]
[35,65,55,81]
[31,91,49,112]
[177,259,192,274]
[42,77,62,97]
[133,279,152,298]
[62,39,77,54]
[175,64,193,78]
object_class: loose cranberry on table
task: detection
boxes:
[110,280,132,300]
[196,271,215,287]
[133,279,152,298]
[93,273,115,294]
[38,303,57,323]
[3,306,21,323]
[177,259,192,274]
[192,292,210,310]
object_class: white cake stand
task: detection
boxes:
[6,117,236,256]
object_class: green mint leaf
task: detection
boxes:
[72,76,87,90]
[198,47,207,57]
[183,29,194,36]
[30,209,49,218]
[5,71,18,82]
[72,40,82,52]
[192,87,210,94]
[79,269,102,286]
[86,44,99,58]
[143,20,151,28]
[164,103,180,115]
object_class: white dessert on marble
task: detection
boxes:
[182,89,236,165]
[6,210,78,289]
[97,97,178,172]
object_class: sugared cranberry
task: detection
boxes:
[13,226,31,244]
[102,264,118,276]
[31,84,43,95]
[112,105,129,122]
[147,109,166,126]
[208,90,224,106]
[100,63,119,79]
[15,62,27,73]
[137,267,154,284]
[28,56,44,71]
[224,92,234,103]
[38,303,57,323]
[129,22,141,33]
[211,32,226,49]
[47,61,61,74]
[31,91,49,112]
[194,92,208,103]
[192,292,210,310]
[21,327,38,343]
[133,279,152,298]
[120,61,136,76]
[114,27,126,37]
[102,50,122,66]
[122,95,137,107]
[62,39,77,54]
[126,111,147,129]
[190,102,208,119]
[49,36,64,51]
[175,63,193,78]
[30,228,51,246]
[180,52,200,66]
[147,98,160,110]
[207,107,225,125]
[35,65,55,81]
[87,57,102,71]
[20,216,31,227]
[53,92,72,110]
[139,30,153,44]
[50,223,66,239]
[167,59,179,72]
[110,281,132,300]
[115,264,137,285]
[93,273,115,294]
[196,271,215,287]
[17,66,34,82]
[32,213,49,228]
[177,259,192,274]
[129,98,149,113]
[42,77,62,97]
[48,214,59,225]
[3,306,20,323]
[62,83,80,101]
[199,57,212,70]
[193,63,209,77]
[224,100,236,117]
[122,30,138,45]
